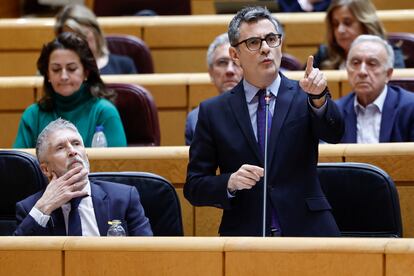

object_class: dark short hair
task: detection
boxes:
[37,32,114,111]
[228,6,283,47]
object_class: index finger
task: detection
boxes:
[242,164,264,176]
[304,55,314,77]
[61,166,83,181]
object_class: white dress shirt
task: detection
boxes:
[354,86,388,144]
[29,180,100,236]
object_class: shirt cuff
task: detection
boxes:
[308,97,327,117]
[29,207,51,227]
[227,189,236,198]
[298,0,314,11]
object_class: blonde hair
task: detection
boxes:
[322,0,385,69]
[55,4,109,58]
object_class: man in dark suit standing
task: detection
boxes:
[336,34,414,143]
[14,118,152,236]
[185,6,344,237]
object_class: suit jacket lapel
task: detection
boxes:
[342,95,357,143]
[380,86,397,142]
[90,181,109,236]
[268,75,295,167]
[229,81,262,163]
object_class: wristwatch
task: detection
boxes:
[308,87,330,100]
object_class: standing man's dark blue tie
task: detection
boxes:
[68,197,83,236]
[256,89,271,157]
[256,89,281,236]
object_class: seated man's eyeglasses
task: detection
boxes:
[232,33,282,51]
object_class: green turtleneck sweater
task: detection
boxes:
[13,85,127,148]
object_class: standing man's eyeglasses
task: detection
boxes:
[232,33,282,51]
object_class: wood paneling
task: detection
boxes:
[0,10,414,75]
[0,237,65,276]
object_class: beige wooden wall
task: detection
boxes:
[0,10,413,75]
[2,236,414,276]
[1,69,413,147]
[192,0,414,14]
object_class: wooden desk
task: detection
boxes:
[2,237,414,276]
[0,237,65,276]
[0,10,414,75]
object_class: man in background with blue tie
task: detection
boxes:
[184,6,344,237]
[14,118,152,236]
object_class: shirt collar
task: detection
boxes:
[244,74,281,103]
[354,85,388,113]
[84,180,92,196]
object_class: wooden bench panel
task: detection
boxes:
[64,237,224,276]
[0,11,414,75]
[225,238,385,276]
[0,237,65,276]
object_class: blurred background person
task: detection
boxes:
[55,4,137,74]
[185,33,243,145]
[336,35,414,143]
[278,0,331,12]
[313,0,405,69]
[13,32,127,148]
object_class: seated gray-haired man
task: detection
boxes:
[336,34,414,143]
[185,33,243,145]
[14,118,153,236]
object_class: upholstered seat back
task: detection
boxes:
[318,162,402,237]
[281,53,303,71]
[388,32,414,68]
[0,150,46,235]
[108,83,160,146]
[89,172,184,236]
[106,34,154,74]
[389,79,414,93]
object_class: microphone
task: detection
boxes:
[262,90,271,237]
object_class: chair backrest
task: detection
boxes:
[281,53,303,71]
[318,162,402,237]
[388,32,414,68]
[94,0,191,16]
[106,34,154,74]
[389,78,414,92]
[107,83,161,146]
[88,172,184,236]
[0,150,47,235]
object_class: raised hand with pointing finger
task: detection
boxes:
[299,55,329,107]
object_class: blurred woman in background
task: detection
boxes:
[55,4,137,74]
[313,0,405,69]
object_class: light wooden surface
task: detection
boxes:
[0,10,414,75]
[64,237,224,276]
[3,237,414,276]
[191,0,414,14]
[0,237,65,276]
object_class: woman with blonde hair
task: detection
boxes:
[313,0,405,69]
[55,4,137,74]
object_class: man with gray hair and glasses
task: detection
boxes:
[185,6,344,237]
[185,33,243,145]
[14,118,152,236]
[336,34,414,143]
